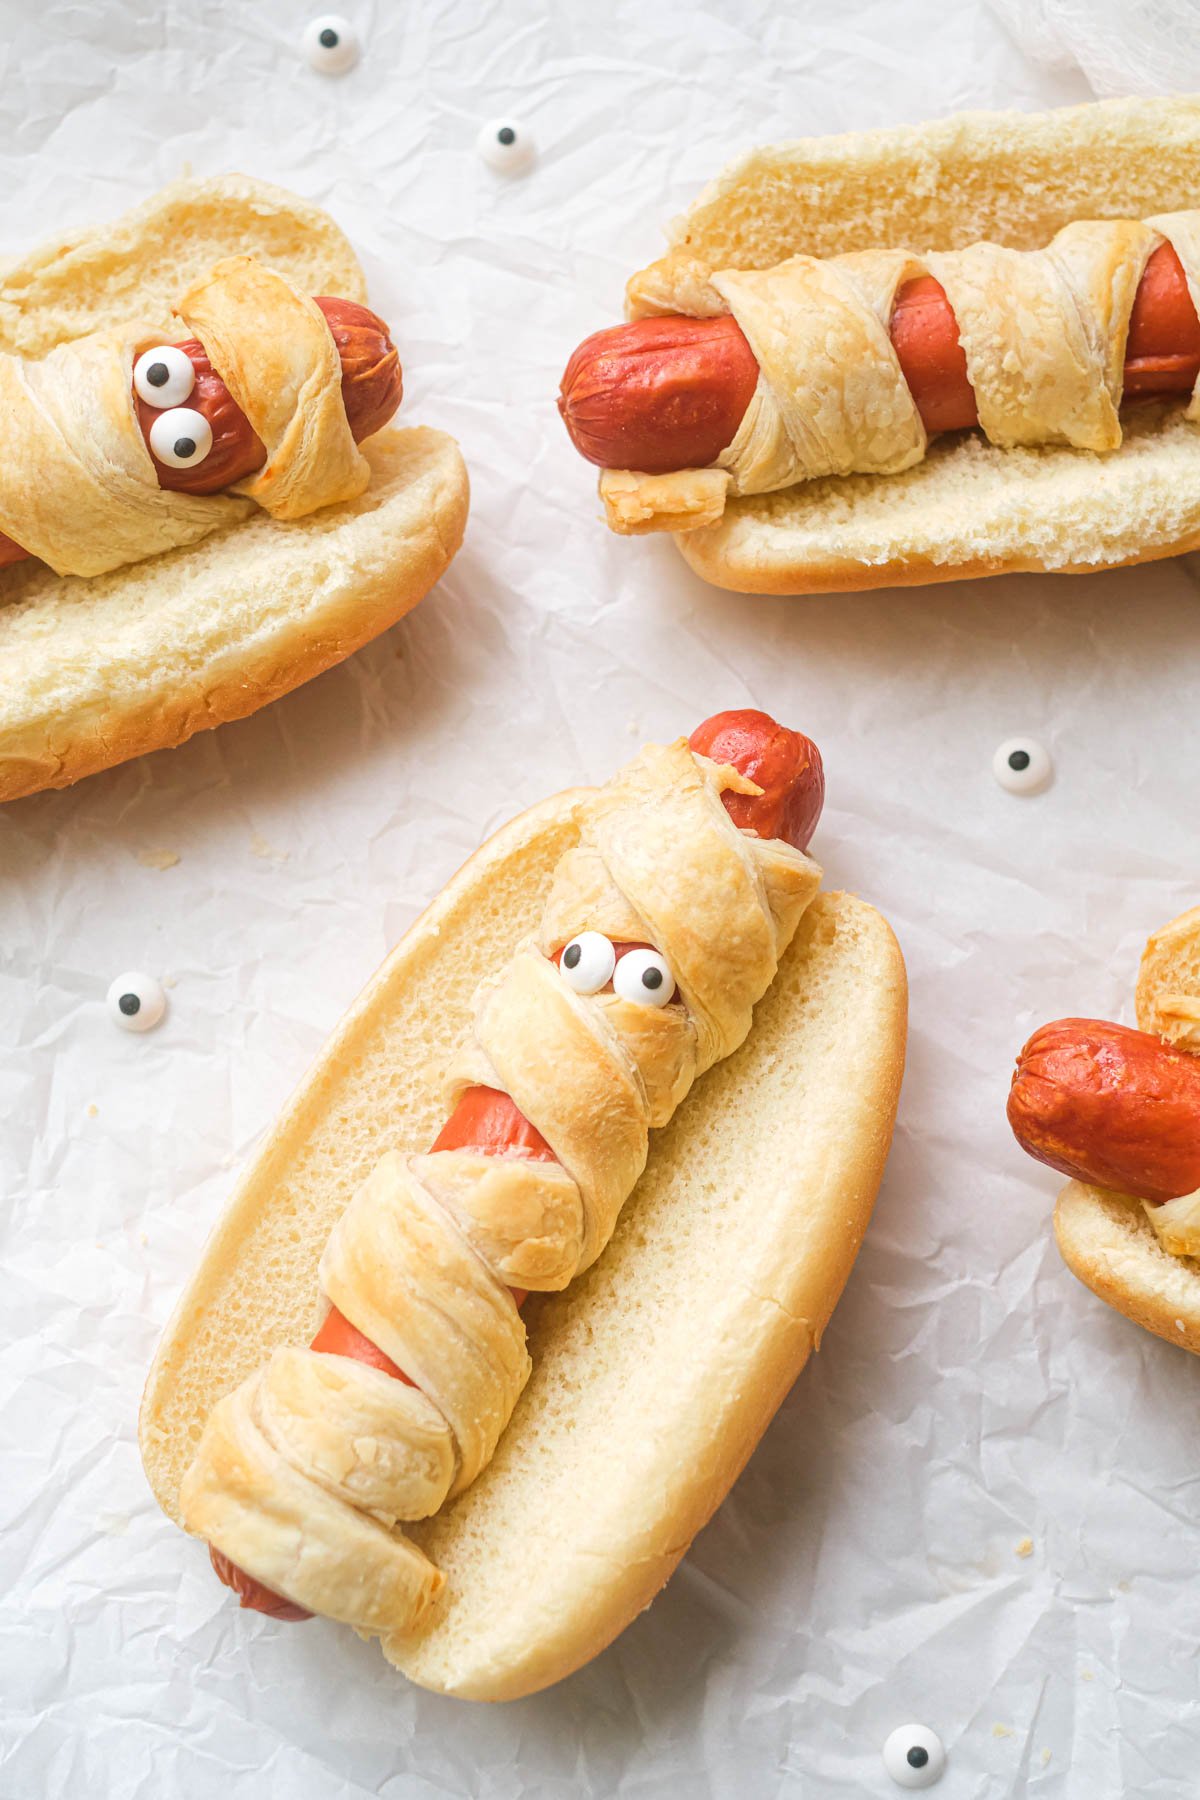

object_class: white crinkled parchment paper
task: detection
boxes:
[1,2,1197,1795]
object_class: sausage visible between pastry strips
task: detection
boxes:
[0,297,402,570]
[209,706,824,1620]
[558,241,1200,473]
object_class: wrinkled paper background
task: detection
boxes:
[1,2,1198,1796]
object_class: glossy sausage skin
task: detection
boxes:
[211,707,824,1620]
[0,297,402,568]
[1008,1017,1200,1204]
[559,242,1200,471]
[688,708,824,852]
[557,314,759,474]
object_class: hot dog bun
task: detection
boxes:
[139,786,906,1700]
[1053,907,1200,1356]
[0,176,468,802]
[1137,905,1200,1052]
[1054,1184,1200,1356]
[624,95,1200,594]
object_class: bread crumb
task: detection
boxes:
[993,1723,1013,1738]
[1016,1537,1033,1558]
[1082,1670,1094,1682]
[1041,1749,1052,1766]
[86,1102,98,1118]
[250,831,289,863]
[137,847,180,871]
[140,1231,149,1247]
[163,976,177,989]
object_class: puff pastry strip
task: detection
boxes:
[607,212,1198,532]
[181,739,821,1634]
[0,256,370,578]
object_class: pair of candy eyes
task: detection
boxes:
[559,932,676,1007]
[133,345,213,470]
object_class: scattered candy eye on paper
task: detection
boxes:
[302,14,360,74]
[882,1723,946,1788]
[477,118,536,174]
[106,971,167,1034]
[992,736,1052,794]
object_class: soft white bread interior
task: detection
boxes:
[0,175,468,801]
[0,428,467,802]
[140,789,907,1700]
[0,173,367,353]
[1137,905,1200,1052]
[624,96,1200,594]
[1054,1181,1200,1356]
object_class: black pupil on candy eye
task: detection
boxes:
[498,126,516,145]
[907,1746,929,1769]
[119,993,140,1016]
[641,967,663,990]
[1008,749,1031,772]
[147,362,169,387]
[319,27,338,46]
[563,943,582,969]
[174,437,196,459]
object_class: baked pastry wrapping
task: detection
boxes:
[178,737,823,1635]
[0,255,370,578]
[603,211,1200,533]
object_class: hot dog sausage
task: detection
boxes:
[1007,1017,1200,1204]
[559,243,1200,473]
[558,315,759,475]
[0,297,402,570]
[210,708,825,1619]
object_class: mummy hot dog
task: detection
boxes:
[1008,909,1200,1354]
[558,220,1200,534]
[176,709,827,1629]
[0,258,402,577]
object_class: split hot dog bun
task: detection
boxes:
[617,95,1200,594]
[140,779,906,1700]
[1054,1183,1200,1357]
[0,175,468,803]
[1020,909,1200,1355]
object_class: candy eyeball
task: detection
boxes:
[148,407,213,470]
[107,971,167,1034]
[993,736,1052,795]
[302,14,360,74]
[560,931,616,996]
[882,1724,946,1789]
[613,947,675,1008]
[477,118,535,174]
[133,344,195,409]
